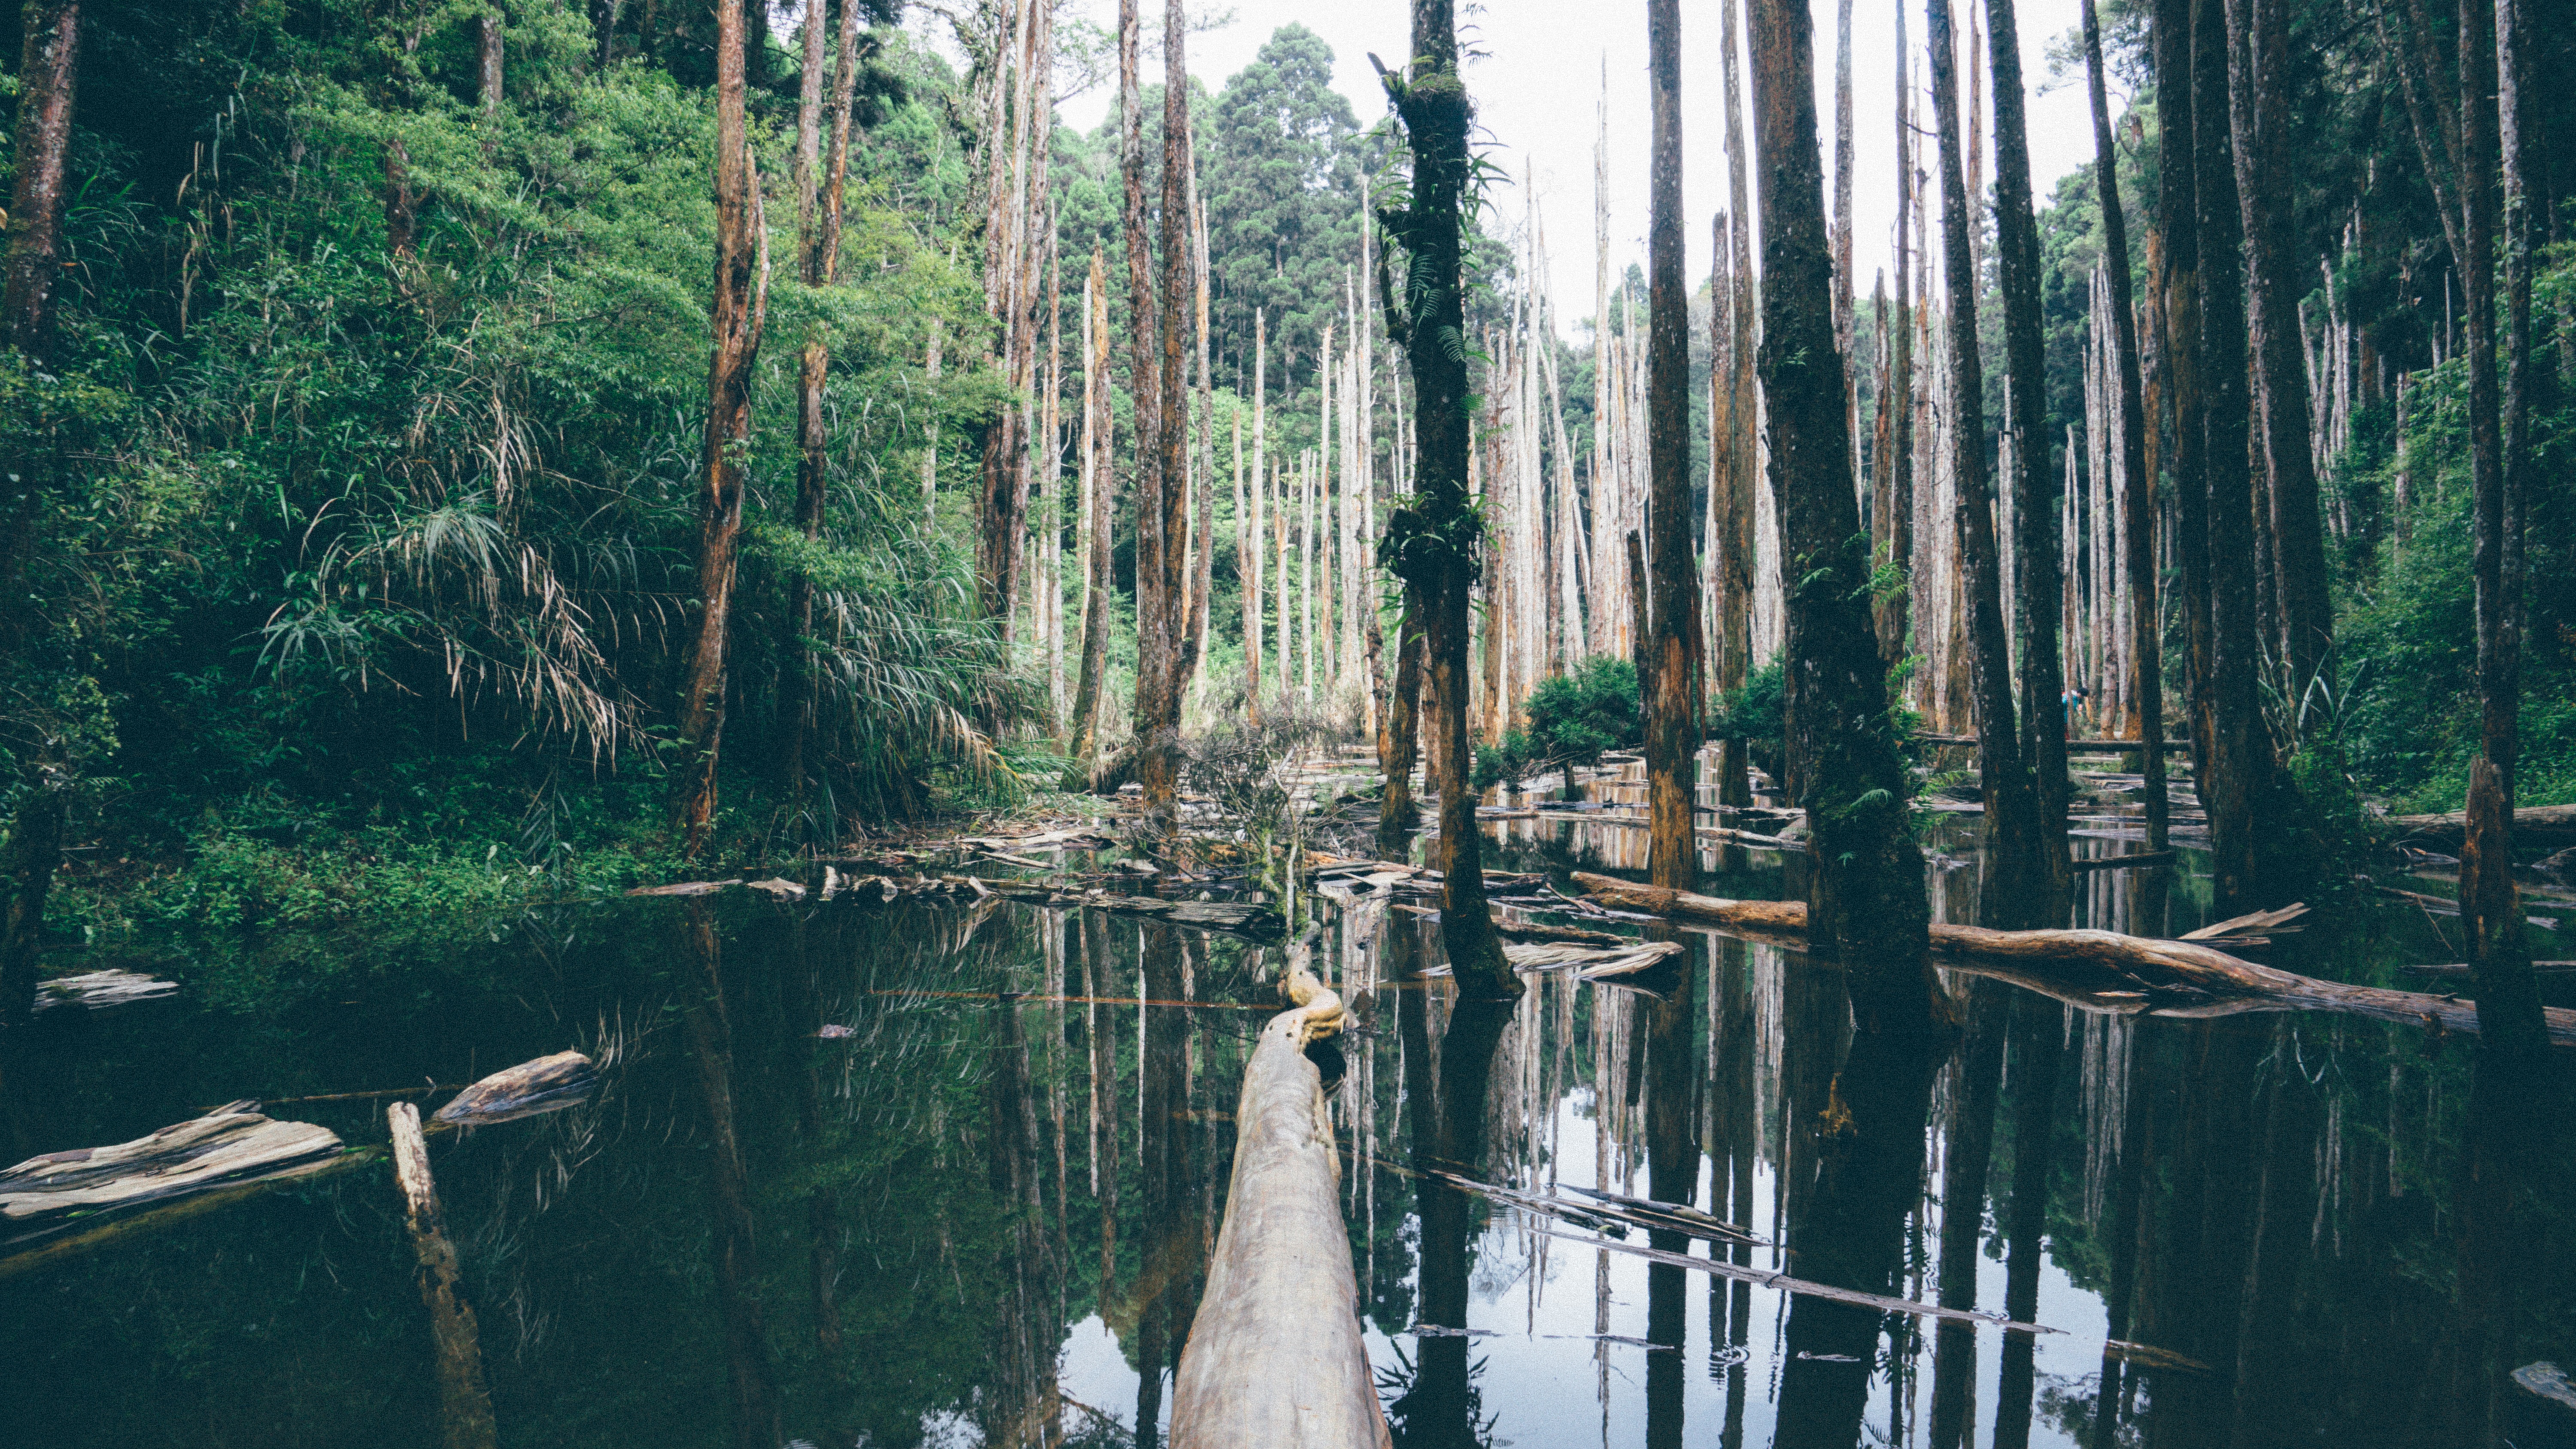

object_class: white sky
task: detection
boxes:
[915,0,2120,339]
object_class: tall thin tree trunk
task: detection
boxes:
[1389,0,1517,1000]
[1987,0,2074,920]
[783,0,857,813]
[2224,0,2331,703]
[1117,0,1166,813]
[2192,0,2265,908]
[1249,309,1267,721]
[1646,0,1703,893]
[1716,0,1757,811]
[478,6,503,113]
[2083,0,2167,851]
[2462,0,2546,1059]
[1748,0,1945,1032]
[1879,0,1915,673]
[1064,252,1115,788]
[2155,0,2212,820]
[1931,0,2047,924]
[672,0,769,858]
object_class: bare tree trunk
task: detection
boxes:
[1182,161,1213,711]
[1380,589,1426,833]
[1987,0,2074,920]
[1064,252,1115,788]
[477,5,503,114]
[1388,0,1518,1000]
[2192,0,2266,908]
[2154,0,2213,818]
[1646,0,1704,893]
[783,0,858,813]
[387,1103,500,1449]
[2462,0,2546,1060]
[1932,0,2047,925]
[1115,0,1163,806]
[2082,0,2167,852]
[1878,0,1914,674]
[1128,0,1191,823]
[1716,0,1757,811]
[1248,310,1267,721]
[672,0,769,858]
[2224,0,2331,704]
[1749,0,1945,1032]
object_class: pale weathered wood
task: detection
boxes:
[1571,872,2576,1046]
[434,1051,598,1127]
[30,968,177,1012]
[1169,931,1387,1449]
[389,1102,499,1449]
[2389,802,2576,847]
[1,1104,342,1229]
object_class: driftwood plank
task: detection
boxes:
[32,970,178,1013]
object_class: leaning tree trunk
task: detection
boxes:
[2224,0,2331,706]
[1386,0,1518,1002]
[2461,0,2546,1061]
[2082,0,2167,852]
[0,0,80,1029]
[1986,0,2074,922]
[1930,0,2047,927]
[670,0,768,859]
[1748,0,1946,1033]
[1644,0,1704,893]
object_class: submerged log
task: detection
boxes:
[0,1103,343,1240]
[1569,872,2576,1046]
[389,1102,500,1449]
[434,1051,598,1126]
[31,969,178,1013]
[2388,803,2576,848]
[1168,931,1386,1448]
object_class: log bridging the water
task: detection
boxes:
[389,1102,500,1449]
[1568,872,2576,1046]
[2386,803,2576,848]
[1167,930,1389,1449]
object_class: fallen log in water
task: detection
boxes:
[1524,1225,2056,1334]
[1169,931,1386,1449]
[32,969,179,1013]
[434,1050,596,1126]
[389,1102,499,1449]
[0,1050,597,1279]
[2387,803,2576,848]
[2069,851,2175,873]
[0,1103,343,1245]
[1568,873,2576,1047]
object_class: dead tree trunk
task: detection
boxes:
[2191,0,2266,908]
[1715,0,1758,811]
[1645,0,1704,893]
[2461,0,2547,1060]
[1064,252,1115,789]
[1986,0,2075,919]
[1247,309,1267,721]
[1129,0,1192,823]
[2154,0,2214,825]
[1879,0,1915,673]
[1115,0,1166,809]
[672,0,769,858]
[2224,0,2331,703]
[1748,0,1946,1032]
[387,1103,500,1449]
[2081,0,2166,852]
[1385,0,1519,1001]
[1931,0,2048,925]
[477,4,503,113]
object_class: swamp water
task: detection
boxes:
[6,780,2574,1448]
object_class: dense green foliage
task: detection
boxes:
[1472,654,1638,799]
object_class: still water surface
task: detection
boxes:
[5,798,2571,1448]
